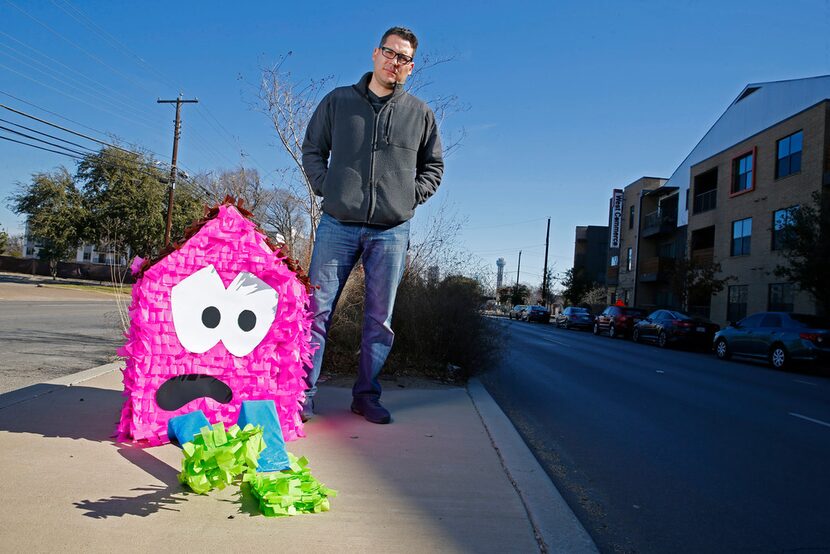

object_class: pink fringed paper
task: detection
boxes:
[117,204,315,445]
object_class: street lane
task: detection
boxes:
[480,318,830,553]
[0,300,123,393]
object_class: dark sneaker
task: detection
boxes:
[350,397,391,424]
[300,397,314,422]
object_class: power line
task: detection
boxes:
[51,0,180,92]
[0,131,187,185]
[48,0,266,176]
[0,124,88,156]
[4,0,160,97]
[0,134,79,158]
[0,32,164,126]
[0,61,160,131]
[463,216,550,231]
[0,101,143,157]
[0,116,95,152]
[0,88,123,137]
[0,89,184,175]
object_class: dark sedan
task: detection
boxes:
[593,305,649,338]
[713,312,830,370]
[556,306,594,330]
[633,309,719,348]
[523,305,551,323]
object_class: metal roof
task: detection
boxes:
[663,74,830,225]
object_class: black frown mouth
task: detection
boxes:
[155,374,233,412]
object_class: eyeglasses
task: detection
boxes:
[379,46,413,65]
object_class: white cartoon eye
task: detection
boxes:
[171,265,226,353]
[219,272,278,357]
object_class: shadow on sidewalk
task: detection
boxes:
[0,383,193,519]
[0,384,121,441]
[74,445,190,519]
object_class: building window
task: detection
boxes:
[771,206,799,251]
[693,168,718,214]
[727,285,748,322]
[731,151,754,194]
[610,255,619,267]
[731,217,752,256]
[768,283,794,312]
[628,205,635,229]
[776,131,802,179]
[626,247,632,271]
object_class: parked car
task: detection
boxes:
[632,309,720,348]
[713,312,830,370]
[508,305,527,320]
[556,306,594,330]
[593,305,649,338]
[523,305,551,323]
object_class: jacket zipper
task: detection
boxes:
[384,105,394,143]
[366,100,392,223]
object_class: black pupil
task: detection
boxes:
[201,306,221,329]
[238,310,256,332]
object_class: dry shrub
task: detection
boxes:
[322,265,503,384]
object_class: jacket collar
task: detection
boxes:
[354,72,405,102]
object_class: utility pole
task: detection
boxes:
[542,217,551,307]
[514,250,522,302]
[158,94,198,247]
[516,250,522,286]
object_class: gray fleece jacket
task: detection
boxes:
[301,72,444,227]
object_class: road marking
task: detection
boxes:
[542,337,569,347]
[655,370,665,374]
[793,379,817,387]
[789,412,830,428]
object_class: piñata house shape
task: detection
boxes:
[117,199,315,445]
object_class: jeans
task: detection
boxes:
[305,213,410,400]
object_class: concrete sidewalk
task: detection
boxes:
[0,364,596,553]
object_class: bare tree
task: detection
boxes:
[259,54,333,261]
[192,167,267,220]
[261,186,309,259]
[406,200,476,279]
[406,52,469,158]
[5,234,24,257]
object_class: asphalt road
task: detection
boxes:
[0,298,123,394]
[479,318,830,554]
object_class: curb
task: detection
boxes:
[467,378,598,554]
[0,361,124,410]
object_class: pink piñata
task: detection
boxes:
[116,201,315,445]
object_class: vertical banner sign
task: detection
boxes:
[610,189,624,249]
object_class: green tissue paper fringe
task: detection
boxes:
[178,422,265,494]
[178,422,337,516]
[244,452,338,517]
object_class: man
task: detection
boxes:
[300,26,443,424]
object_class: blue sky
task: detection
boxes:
[1,1,828,288]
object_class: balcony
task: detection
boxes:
[693,189,717,214]
[606,265,619,287]
[639,256,675,283]
[641,209,678,238]
[691,247,714,266]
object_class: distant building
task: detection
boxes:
[496,257,506,291]
[605,177,667,306]
[573,225,609,288]
[427,265,440,285]
[23,223,129,266]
